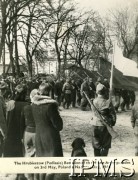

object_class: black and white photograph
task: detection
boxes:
[0,0,138,179]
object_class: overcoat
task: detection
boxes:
[4,101,29,157]
[32,101,63,157]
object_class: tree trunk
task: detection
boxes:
[8,42,15,76]
[55,38,61,79]
[63,48,67,77]
[26,51,33,77]
[0,1,7,62]
[28,60,33,77]
[14,5,20,76]
[2,42,5,74]
[57,61,61,78]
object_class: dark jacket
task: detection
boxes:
[54,81,63,96]
[32,100,63,157]
[4,101,29,157]
[21,104,35,134]
[89,81,96,98]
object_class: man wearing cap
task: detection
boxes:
[91,83,116,156]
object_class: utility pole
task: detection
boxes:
[109,42,115,101]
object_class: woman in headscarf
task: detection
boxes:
[31,83,63,180]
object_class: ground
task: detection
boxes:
[0,106,137,180]
[60,107,135,157]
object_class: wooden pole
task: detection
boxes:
[109,42,115,101]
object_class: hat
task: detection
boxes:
[96,83,106,95]
[0,82,8,89]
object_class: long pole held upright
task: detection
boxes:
[109,42,115,101]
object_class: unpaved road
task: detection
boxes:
[60,107,135,157]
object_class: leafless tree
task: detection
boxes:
[109,7,138,58]
[18,0,54,77]
[45,0,86,78]
[0,0,35,75]
[67,12,112,70]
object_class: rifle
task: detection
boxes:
[83,91,118,139]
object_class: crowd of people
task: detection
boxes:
[0,74,137,180]
[0,74,136,112]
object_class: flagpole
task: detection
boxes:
[109,42,115,101]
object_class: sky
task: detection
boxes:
[75,0,137,15]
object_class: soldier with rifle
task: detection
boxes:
[84,83,117,156]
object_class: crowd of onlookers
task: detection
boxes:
[0,74,136,112]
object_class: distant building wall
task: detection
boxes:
[35,60,58,75]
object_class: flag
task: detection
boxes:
[114,44,138,78]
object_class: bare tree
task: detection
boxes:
[0,0,35,75]
[109,8,138,58]
[18,0,54,77]
[45,0,85,78]
[67,12,112,70]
